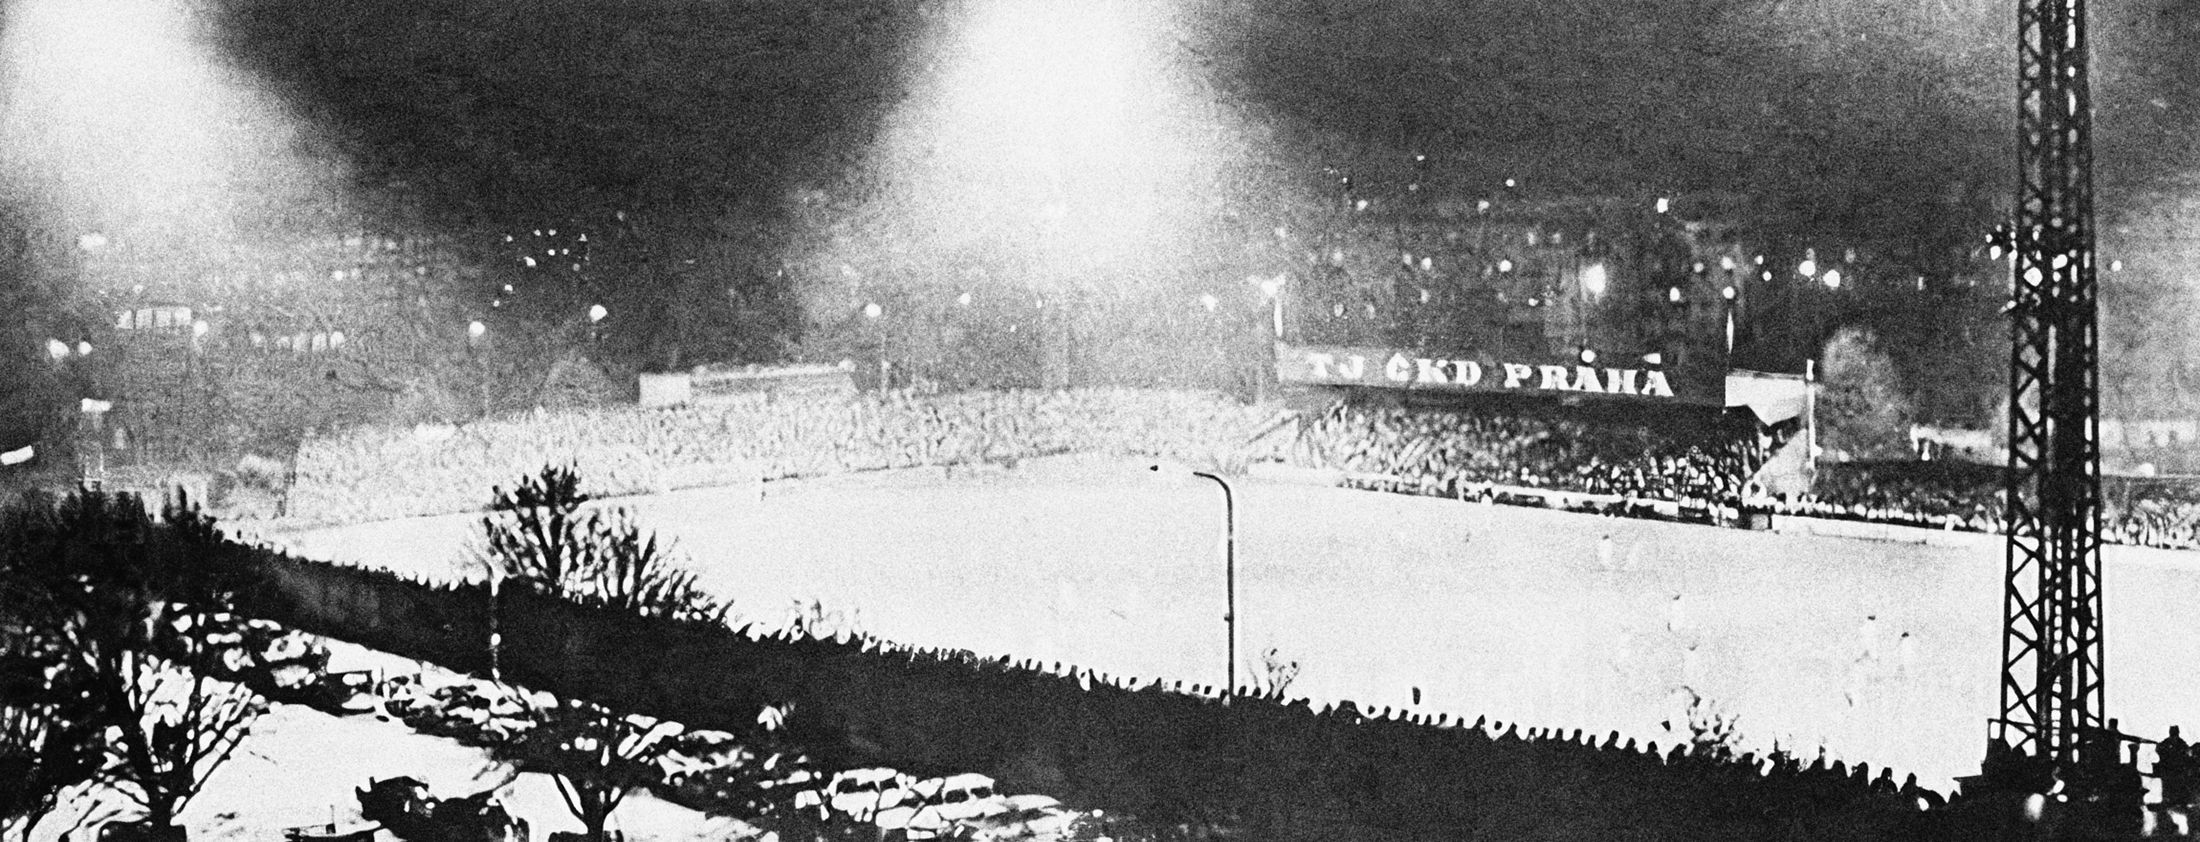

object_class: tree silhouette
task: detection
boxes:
[477,465,731,624]
[469,465,736,841]
[91,649,264,831]
[502,697,679,842]
[0,490,270,834]
[1818,327,1917,460]
[0,587,105,842]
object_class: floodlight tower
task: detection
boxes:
[1994,0,2108,789]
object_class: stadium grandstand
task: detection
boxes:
[14,177,2200,552]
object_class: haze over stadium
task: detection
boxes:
[0,0,353,252]
[1,0,2198,840]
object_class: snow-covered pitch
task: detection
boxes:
[281,455,2200,793]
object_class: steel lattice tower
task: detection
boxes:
[1998,0,2105,774]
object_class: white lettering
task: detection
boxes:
[1282,344,1682,400]
[1384,354,1413,382]
[1608,368,1641,395]
[1538,365,1571,390]
[1503,363,1535,388]
[1306,352,1336,379]
[1574,365,1606,393]
[1455,360,1484,387]
[1415,358,1448,384]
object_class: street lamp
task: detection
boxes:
[1150,463,1235,702]
[1580,263,1608,298]
[1257,275,1286,340]
[1722,284,1738,354]
[862,302,892,388]
[486,560,505,682]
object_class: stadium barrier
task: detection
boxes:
[638,363,859,408]
[200,536,1933,842]
[1772,515,1996,549]
[1243,461,1346,486]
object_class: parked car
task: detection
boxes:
[373,674,436,721]
[357,775,527,842]
[281,819,380,842]
[874,773,1009,840]
[659,729,741,779]
[303,669,379,714]
[956,795,1089,841]
[753,765,825,812]
[440,683,546,743]
[794,767,918,821]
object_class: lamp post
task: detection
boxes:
[1804,358,1820,486]
[487,562,504,682]
[1151,463,1235,702]
[1722,283,1738,355]
[1258,275,1286,340]
[466,320,489,415]
[863,301,887,390]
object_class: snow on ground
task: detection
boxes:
[34,641,756,842]
[272,456,2200,794]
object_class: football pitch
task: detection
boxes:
[278,456,2200,792]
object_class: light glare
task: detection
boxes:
[0,0,348,246]
[1581,263,1608,297]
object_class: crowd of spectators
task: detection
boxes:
[2103,478,2200,550]
[1760,462,2200,552]
[1760,462,2005,534]
[280,388,1286,525]
[1283,401,1769,509]
[1281,400,2200,552]
[77,374,2200,553]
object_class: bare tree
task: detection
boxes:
[0,490,268,837]
[1818,327,1918,460]
[90,647,264,832]
[0,620,105,842]
[470,466,730,841]
[477,465,731,623]
[504,698,680,842]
